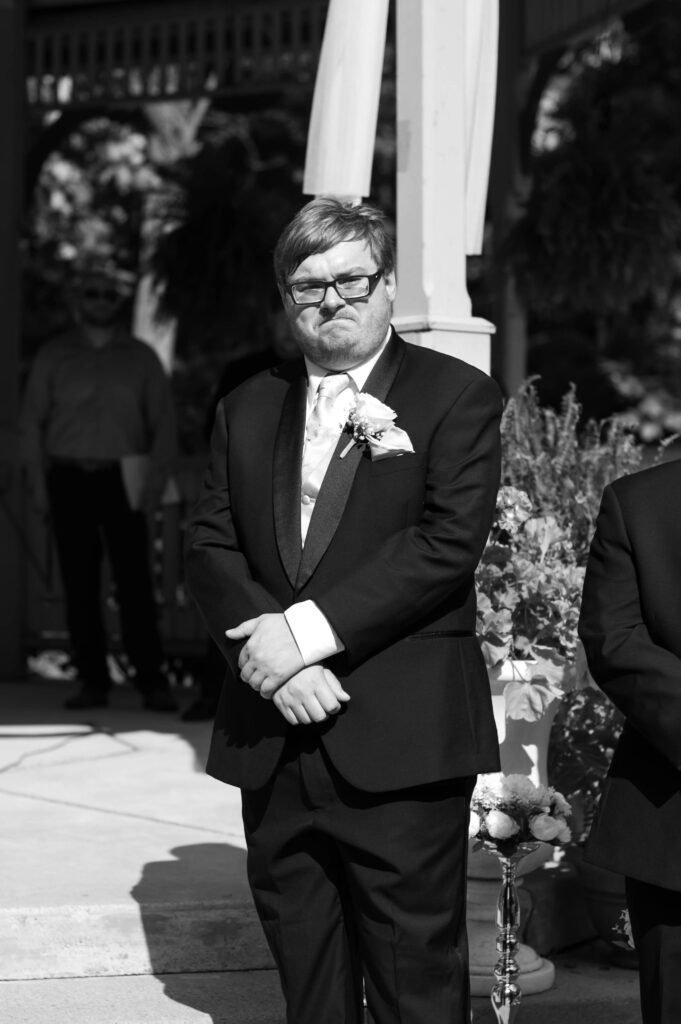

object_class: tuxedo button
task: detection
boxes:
[301,494,313,505]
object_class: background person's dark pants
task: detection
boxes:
[626,876,681,1024]
[242,733,474,1024]
[46,461,165,695]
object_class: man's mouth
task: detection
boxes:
[320,315,353,325]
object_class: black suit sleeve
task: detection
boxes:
[578,483,681,769]
[315,373,502,664]
[184,401,283,673]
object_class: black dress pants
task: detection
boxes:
[241,732,474,1024]
[626,876,681,1024]
[46,462,164,694]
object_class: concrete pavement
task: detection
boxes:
[1,678,642,1022]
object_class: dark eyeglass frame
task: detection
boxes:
[283,269,384,306]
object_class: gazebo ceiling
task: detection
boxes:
[26,0,649,109]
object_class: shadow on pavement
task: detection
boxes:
[131,842,277,1023]
[0,677,213,770]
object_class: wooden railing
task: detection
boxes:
[26,0,328,107]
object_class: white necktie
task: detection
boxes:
[301,373,353,540]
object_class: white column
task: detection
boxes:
[394,0,496,373]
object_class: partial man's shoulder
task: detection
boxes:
[228,359,302,397]
[400,338,502,400]
[222,359,304,412]
[611,456,681,505]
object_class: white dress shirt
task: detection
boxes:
[284,328,392,666]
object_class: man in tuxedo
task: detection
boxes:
[579,458,681,1024]
[185,197,502,1024]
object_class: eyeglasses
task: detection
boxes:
[284,270,384,306]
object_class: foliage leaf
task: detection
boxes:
[504,679,562,722]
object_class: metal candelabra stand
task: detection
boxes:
[484,841,540,1024]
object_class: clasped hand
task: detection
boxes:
[226,613,304,696]
[225,613,350,725]
[272,666,350,725]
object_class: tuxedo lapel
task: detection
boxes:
[273,364,307,587]
[295,333,406,590]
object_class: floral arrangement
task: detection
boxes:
[476,380,657,722]
[475,484,586,719]
[28,119,163,283]
[548,688,624,844]
[469,772,572,858]
[498,381,650,564]
[341,393,414,461]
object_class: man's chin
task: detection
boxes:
[310,343,360,371]
[318,319,354,340]
[297,324,385,369]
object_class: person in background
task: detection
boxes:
[579,458,681,1024]
[21,262,178,712]
[184,197,502,1023]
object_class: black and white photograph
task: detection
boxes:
[2,2,681,1022]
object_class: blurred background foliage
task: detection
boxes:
[148,106,309,452]
[508,7,681,437]
[20,6,681,449]
[23,117,162,361]
[22,61,397,453]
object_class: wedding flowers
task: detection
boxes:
[475,382,655,726]
[469,772,572,857]
[475,484,586,720]
[496,486,533,534]
[341,392,414,461]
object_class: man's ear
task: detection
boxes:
[384,270,397,303]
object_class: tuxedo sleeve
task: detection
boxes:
[578,484,681,769]
[184,401,283,673]
[315,373,502,664]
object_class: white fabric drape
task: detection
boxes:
[303,0,498,251]
[464,0,499,255]
[303,0,390,200]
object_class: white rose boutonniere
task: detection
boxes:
[340,392,415,462]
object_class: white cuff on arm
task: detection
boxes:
[284,600,345,666]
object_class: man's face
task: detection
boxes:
[281,238,396,371]
[75,275,125,328]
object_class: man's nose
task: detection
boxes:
[319,283,346,309]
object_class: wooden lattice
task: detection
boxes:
[26,1,328,108]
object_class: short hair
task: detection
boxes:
[274,196,395,288]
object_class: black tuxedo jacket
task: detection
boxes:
[185,332,502,792]
[579,459,681,890]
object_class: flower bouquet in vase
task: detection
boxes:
[469,773,572,1023]
[477,380,652,755]
[473,482,585,889]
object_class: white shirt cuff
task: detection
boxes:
[285,601,345,665]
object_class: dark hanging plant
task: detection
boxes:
[149,117,304,356]
[507,51,681,319]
